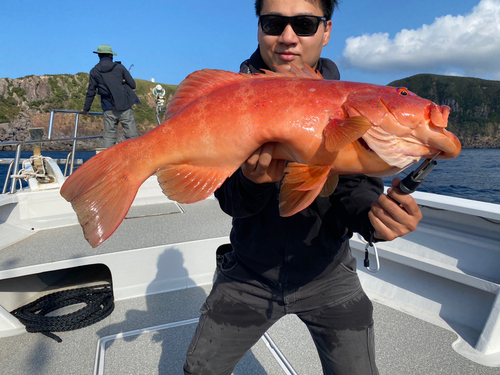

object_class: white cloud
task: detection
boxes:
[342,0,500,80]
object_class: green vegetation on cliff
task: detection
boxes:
[0,78,23,122]
[0,73,178,134]
[1,72,499,148]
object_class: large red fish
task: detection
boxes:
[61,64,461,247]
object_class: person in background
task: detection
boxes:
[83,44,140,148]
[184,1,423,374]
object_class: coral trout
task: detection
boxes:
[61,64,461,247]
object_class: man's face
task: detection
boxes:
[258,0,332,72]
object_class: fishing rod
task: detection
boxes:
[399,151,441,194]
[364,152,442,273]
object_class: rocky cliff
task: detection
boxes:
[0,73,176,150]
[1,73,499,151]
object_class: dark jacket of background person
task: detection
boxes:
[84,56,140,112]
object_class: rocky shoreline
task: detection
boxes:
[2,73,499,152]
[0,73,175,152]
[0,112,128,151]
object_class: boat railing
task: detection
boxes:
[1,109,104,194]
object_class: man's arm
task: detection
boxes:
[332,174,383,242]
[215,143,284,218]
[217,143,422,239]
[369,178,422,241]
[83,72,97,114]
[240,143,287,184]
[122,67,136,90]
[332,174,422,242]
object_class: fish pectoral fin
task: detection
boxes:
[323,116,372,152]
[279,163,331,217]
[156,164,232,203]
[319,175,339,197]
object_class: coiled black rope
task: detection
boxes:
[11,284,114,343]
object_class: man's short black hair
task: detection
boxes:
[254,0,338,20]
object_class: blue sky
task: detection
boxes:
[1,0,499,86]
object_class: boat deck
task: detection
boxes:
[1,178,500,374]
[1,284,499,374]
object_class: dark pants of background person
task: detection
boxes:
[102,108,138,148]
[184,250,379,375]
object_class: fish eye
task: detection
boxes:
[397,87,409,96]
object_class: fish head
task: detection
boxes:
[342,85,461,172]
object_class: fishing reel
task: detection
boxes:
[152,85,166,108]
[152,85,167,125]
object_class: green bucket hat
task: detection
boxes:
[93,44,117,56]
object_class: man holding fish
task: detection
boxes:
[61,0,460,372]
[183,1,422,374]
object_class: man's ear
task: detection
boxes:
[323,20,332,47]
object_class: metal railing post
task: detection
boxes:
[9,143,22,194]
[63,153,71,177]
[47,110,55,140]
[70,113,80,175]
[2,162,14,194]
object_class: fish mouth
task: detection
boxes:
[375,100,461,160]
[353,105,460,170]
[344,98,461,170]
[423,103,462,159]
[420,128,462,160]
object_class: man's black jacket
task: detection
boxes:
[214,48,383,288]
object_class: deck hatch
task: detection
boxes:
[94,319,298,374]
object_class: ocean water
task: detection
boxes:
[382,148,500,205]
[1,148,499,205]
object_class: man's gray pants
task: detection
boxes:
[184,251,379,375]
[102,108,138,148]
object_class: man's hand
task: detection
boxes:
[369,178,423,241]
[241,143,286,184]
[82,110,89,115]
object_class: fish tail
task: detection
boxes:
[61,136,156,248]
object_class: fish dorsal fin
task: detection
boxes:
[323,116,372,152]
[165,63,322,120]
[165,69,251,120]
[261,62,323,80]
[279,163,331,217]
[287,62,324,79]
